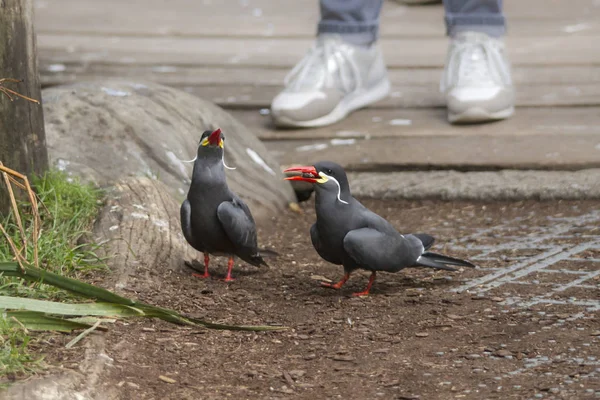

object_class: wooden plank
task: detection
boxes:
[39,64,600,87]
[228,108,600,141]
[37,34,600,68]
[167,83,600,109]
[258,105,600,171]
[39,63,600,108]
[34,0,600,38]
[39,79,600,109]
[264,132,600,171]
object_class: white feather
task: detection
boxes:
[179,155,197,163]
[222,146,236,170]
[321,173,349,205]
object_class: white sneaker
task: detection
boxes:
[271,34,391,128]
[393,0,442,4]
[441,31,515,124]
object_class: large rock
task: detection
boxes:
[42,80,295,220]
[93,177,196,290]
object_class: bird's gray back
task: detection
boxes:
[186,177,235,255]
[314,195,423,273]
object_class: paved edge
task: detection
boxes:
[347,169,600,200]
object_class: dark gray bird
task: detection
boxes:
[180,128,270,282]
[284,161,476,296]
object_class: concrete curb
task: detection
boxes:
[348,169,600,200]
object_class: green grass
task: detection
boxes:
[0,170,104,380]
[0,315,42,383]
[0,170,105,279]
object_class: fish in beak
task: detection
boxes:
[283,165,327,184]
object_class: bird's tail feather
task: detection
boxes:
[423,252,477,268]
[259,248,279,257]
[413,233,435,250]
[249,254,270,268]
[415,257,458,271]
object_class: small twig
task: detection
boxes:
[6,174,27,191]
[0,162,47,270]
[0,89,13,101]
[8,172,52,218]
[0,222,26,273]
[0,164,26,180]
[0,163,43,267]
[65,319,102,349]
[0,78,21,84]
[0,78,40,104]
[22,175,41,268]
[1,169,27,259]
[10,316,30,334]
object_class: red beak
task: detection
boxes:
[207,128,222,146]
[284,165,319,183]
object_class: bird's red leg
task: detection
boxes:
[192,253,210,279]
[321,273,350,289]
[223,257,236,282]
[352,272,376,297]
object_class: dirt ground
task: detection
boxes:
[38,199,600,399]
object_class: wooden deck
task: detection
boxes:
[35,0,600,170]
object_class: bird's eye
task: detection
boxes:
[326,169,333,175]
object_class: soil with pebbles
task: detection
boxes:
[38,200,600,399]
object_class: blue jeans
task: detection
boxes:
[318,0,505,45]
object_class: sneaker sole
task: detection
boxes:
[273,78,391,128]
[398,0,442,4]
[448,106,515,124]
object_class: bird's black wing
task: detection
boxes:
[180,199,201,250]
[310,223,342,265]
[343,228,420,272]
[412,233,435,250]
[217,197,264,265]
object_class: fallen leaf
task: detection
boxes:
[159,375,176,384]
[310,275,332,283]
[332,355,355,362]
[288,203,302,214]
[373,348,390,354]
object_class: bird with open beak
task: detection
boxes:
[180,128,271,282]
[284,161,476,296]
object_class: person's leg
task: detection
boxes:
[444,0,505,37]
[270,0,390,128]
[441,0,514,124]
[318,0,383,46]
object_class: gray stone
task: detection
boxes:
[42,80,295,220]
[347,169,600,200]
[93,177,197,288]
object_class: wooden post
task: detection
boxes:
[0,0,48,215]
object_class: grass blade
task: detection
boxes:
[0,296,143,317]
[0,262,287,331]
[0,262,135,305]
[65,319,102,349]
[6,311,96,332]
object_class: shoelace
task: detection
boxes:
[283,36,362,94]
[441,35,511,92]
